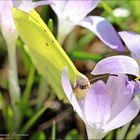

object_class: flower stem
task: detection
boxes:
[7,40,21,130]
[51,120,56,140]
[22,65,35,106]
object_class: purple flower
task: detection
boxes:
[92,55,140,77]
[0,0,50,44]
[91,31,140,80]
[61,68,140,139]
[49,0,124,51]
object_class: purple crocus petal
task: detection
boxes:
[63,0,100,23]
[107,75,127,106]
[61,67,83,119]
[91,55,140,76]
[119,31,140,60]
[107,75,135,121]
[133,81,140,94]
[84,84,97,124]
[103,96,140,132]
[78,16,124,52]
[84,81,111,125]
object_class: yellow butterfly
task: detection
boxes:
[12,9,87,100]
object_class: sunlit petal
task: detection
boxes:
[92,55,140,76]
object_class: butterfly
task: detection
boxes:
[12,8,87,100]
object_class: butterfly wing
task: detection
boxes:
[12,9,85,100]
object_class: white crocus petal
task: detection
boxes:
[57,18,75,45]
[91,55,140,77]
[0,2,18,44]
[86,124,107,139]
[50,0,100,23]
[49,0,67,19]
[103,97,140,132]
[79,16,124,52]
[50,0,100,44]
[63,1,100,24]
[33,1,52,9]
[18,1,33,12]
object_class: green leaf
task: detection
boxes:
[31,131,46,140]
[126,124,140,139]
[129,0,140,19]
[117,123,131,139]
[105,130,114,140]
[65,129,81,140]
[69,51,103,61]
[12,9,86,100]
[20,107,46,134]
[6,106,14,133]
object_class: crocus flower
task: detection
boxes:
[62,68,140,139]
[91,32,140,79]
[49,0,124,52]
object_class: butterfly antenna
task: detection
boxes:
[88,74,118,83]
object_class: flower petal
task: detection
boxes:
[86,123,107,139]
[119,31,140,60]
[107,75,135,121]
[133,81,140,94]
[107,75,127,106]
[63,0,100,23]
[84,81,111,125]
[84,84,97,123]
[33,0,51,9]
[49,0,67,19]
[18,0,33,12]
[103,96,140,132]
[13,0,22,7]
[0,1,18,44]
[79,16,124,51]
[91,55,140,76]
[61,67,83,119]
